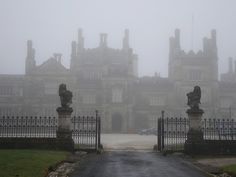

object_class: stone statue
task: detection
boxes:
[187,86,201,110]
[58,83,72,109]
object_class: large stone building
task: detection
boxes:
[0,29,236,133]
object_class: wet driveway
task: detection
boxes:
[70,151,206,177]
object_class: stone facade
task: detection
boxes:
[0,29,235,133]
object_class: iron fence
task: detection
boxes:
[202,119,236,140]
[158,116,236,152]
[0,116,57,138]
[0,111,101,150]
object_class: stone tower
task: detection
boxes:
[168,29,219,117]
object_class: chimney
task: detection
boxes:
[211,29,217,48]
[234,60,236,73]
[27,40,34,58]
[99,33,107,47]
[229,57,233,73]
[174,29,180,49]
[78,28,84,50]
[123,29,129,50]
[71,41,77,57]
[25,40,36,74]
[54,53,62,63]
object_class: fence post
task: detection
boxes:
[161,111,165,151]
[95,110,98,150]
[157,118,161,151]
[98,112,101,149]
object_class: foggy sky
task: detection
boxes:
[0,0,236,77]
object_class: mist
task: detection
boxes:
[1,0,236,77]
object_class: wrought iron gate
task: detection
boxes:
[158,117,189,151]
[157,111,189,152]
[72,110,101,151]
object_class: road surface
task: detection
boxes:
[70,151,206,177]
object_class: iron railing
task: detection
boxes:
[0,111,101,150]
[202,119,236,140]
[0,116,57,138]
[158,117,236,151]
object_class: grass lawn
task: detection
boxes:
[223,164,236,176]
[0,149,69,177]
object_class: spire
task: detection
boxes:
[78,28,84,50]
[123,29,129,50]
[25,40,36,75]
[99,33,107,48]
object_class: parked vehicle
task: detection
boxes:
[138,127,157,135]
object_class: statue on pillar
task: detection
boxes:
[58,84,72,110]
[187,86,202,111]
[185,86,204,154]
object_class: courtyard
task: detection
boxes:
[101,133,157,150]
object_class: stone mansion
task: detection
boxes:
[0,29,235,132]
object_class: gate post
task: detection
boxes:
[157,110,165,151]
[161,112,165,150]
[56,107,73,139]
[56,84,74,151]
[184,86,205,154]
[157,118,161,151]
[98,112,101,149]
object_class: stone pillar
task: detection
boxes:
[186,109,204,142]
[56,107,74,151]
[185,108,205,154]
[56,107,73,139]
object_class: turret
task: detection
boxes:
[234,60,236,73]
[211,29,217,48]
[203,29,217,57]
[174,29,180,49]
[169,29,181,60]
[77,28,84,51]
[25,40,36,75]
[228,57,233,73]
[122,29,129,50]
[70,41,77,70]
[99,33,107,48]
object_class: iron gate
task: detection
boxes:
[72,110,101,150]
[157,115,189,152]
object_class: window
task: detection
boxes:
[189,70,202,81]
[0,86,13,96]
[150,95,165,106]
[82,94,96,104]
[201,88,210,104]
[45,83,58,95]
[112,88,122,103]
